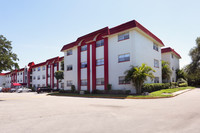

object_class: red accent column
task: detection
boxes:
[92,42,96,91]
[16,73,17,83]
[77,46,81,91]
[46,65,48,87]
[57,62,59,89]
[87,43,90,92]
[104,37,109,90]
[52,64,54,88]
[50,65,52,88]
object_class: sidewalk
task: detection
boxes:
[173,89,192,96]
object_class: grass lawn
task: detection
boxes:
[48,86,195,99]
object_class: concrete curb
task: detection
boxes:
[48,88,195,99]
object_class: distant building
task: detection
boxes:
[161,47,181,82]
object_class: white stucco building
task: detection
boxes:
[0,56,64,89]
[161,47,181,82]
[61,20,165,93]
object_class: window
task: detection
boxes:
[54,63,57,67]
[118,32,129,41]
[81,45,87,52]
[34,68,36,71]
[17,80,19,82]
[154,59,159,68]
[38,67,40,71]
[81,79,87,86]
[38,84,40,87]
[42,75,45,79]
[96,39,104,47]
[37,76,40,80]
[48,74,50,77]
[66,49,72,56]
[43,66,45,71]
[81,62,87,68]
[172,67,174,71]
[42,84,45,87]
[96,78,104,85]
[118,53,130,62]
[153,43,159,51]
[18,73,19,75]
[96,59,104,66]
[154,77,159,83]
[61,83,64,89]
[21,72,22,75]
[171,54,174,58]
[33,76,36,80]
[119,76,130,84]
[67,80,72,87]
[67,65,73,71]
[48,65,51,68]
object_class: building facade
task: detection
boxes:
[61,20,166,93]
[0,56,64,89]
[161,47,181,82]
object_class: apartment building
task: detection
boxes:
[0,56,64,89]
[161,47,181,82]
[61,20,166,93]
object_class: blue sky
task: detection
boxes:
[1,0,200,71]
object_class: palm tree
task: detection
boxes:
[162,61,172,83]
[125,63,155,94]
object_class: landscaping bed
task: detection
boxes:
[48,86,195,99]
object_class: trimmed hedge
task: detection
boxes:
[142,83,170,93]
[178,83,188,87]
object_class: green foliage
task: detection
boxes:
[176,69,186,80]
[178,83,188,87]
[185,37,200,86]
[162,61,172,82]
[54,71,64,82]
[61,60,64,71]
[0,35,19,72]
[107,84,112,91]
[170,82,178,88]
[177,78,188,86]
[125,63,155,94]
[71,85,75,92]
[142,83,170,93]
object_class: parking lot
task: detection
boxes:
[1,89,200,133]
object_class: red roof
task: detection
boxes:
[0,73,6,76]
[61,20,164,51]
[32,62,46,68]
[161,47,181,59]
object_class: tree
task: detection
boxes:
[0,35,19,72]
[176,69,186,81]
[162,61,172,83]
[185,37,200,85]
[125,63,155,95]
[54,71,64,82]
[61,60,64,71]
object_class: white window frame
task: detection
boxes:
[118,32,129,41]
[153,43,159,51]
[96,78,104,85]
[81,79,87,86]
[96,59,104,66]
[96,39,104,47]
[118,53,130,63]
[66,49,73,56]
[81,45,87,52]
[154,59,159,68]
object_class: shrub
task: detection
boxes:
[177,78,188,87]
[142,83,170,93]
[178,83,188,87]
[59,89,71,93]
[71,85,75,93]
[170,82,178,88]
[107,84,112,91]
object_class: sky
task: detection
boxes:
[1,0,200,72]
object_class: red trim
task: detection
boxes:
[77,46,81,91]
[161,47,181,59]
[46,65,48,87]
[61,20,164,52]
[50,65,52,88]
[104,37,109,90]
[0,73,6,76]
[92,42,96,91]
[52,64,54,88]
[87,43,90,92]
[57,62,59,89]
